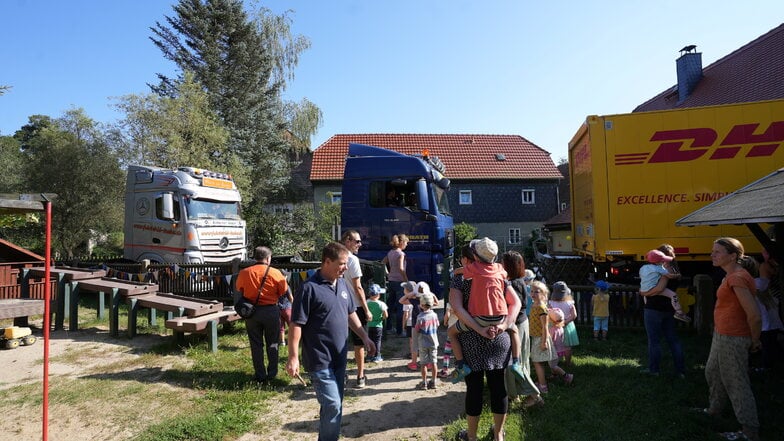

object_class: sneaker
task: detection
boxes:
[415,380,428,390]
[563,373,574,385]
[356,376,366,388]
[438,368,449,378]
[375,356,384,362]
[510,362,526,380]
[449,365,472,384]
[407,361,419,371]
[537,383,549,394]
[674,312,692,323]
[428,379,436,389]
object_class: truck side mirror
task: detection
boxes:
[161,193,175,220]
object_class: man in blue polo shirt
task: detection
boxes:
[286,242,376,441]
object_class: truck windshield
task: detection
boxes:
[433,185,450,215]
[185,198,241,220]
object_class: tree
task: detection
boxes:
[19,109,124,258]
[149,0,321,233]
[111,72,249,192]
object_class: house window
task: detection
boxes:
[521,189,535,205]
[327,192,342,205]
[459,190,472,205]
[509,228,521,244]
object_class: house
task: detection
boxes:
[635,23,784,112]
[309,134,563,249]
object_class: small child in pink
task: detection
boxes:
[640,249,690,322]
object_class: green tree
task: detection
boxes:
[111,72,249,192]
[19,109,124,258]
[0,135,24,192]
[454,222,477,254]
[149,0,321,238]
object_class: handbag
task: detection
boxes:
[235,264,271,319]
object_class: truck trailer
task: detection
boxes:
[341,143,454,297]
[123,165,247,264]
[567,99,784,281]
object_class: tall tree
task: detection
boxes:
[150,0,311,203]
[20,109,124,258]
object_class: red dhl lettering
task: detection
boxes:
[614,121,784,165]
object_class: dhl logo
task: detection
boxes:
[615,121,784,165]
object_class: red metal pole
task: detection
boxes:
[42,199,51,441]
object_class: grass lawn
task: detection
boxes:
[442,326,784,441]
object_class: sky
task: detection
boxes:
[2,1,783,163]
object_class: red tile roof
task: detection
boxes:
[310,134,562,181]
[635,23,784,112]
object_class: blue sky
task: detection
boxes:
[2,1,782,162]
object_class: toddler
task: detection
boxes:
[414,290,440,390]
[449,237,523,383]
[400,281,418,371]
[548,281,579,365]
[366,283,388,362]
[640,249,691,322]
[529,281,573,393]
[439,301,457,378]
[592,280,611,340]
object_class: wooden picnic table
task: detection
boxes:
[69,277,159,337]
[23,266,107,330]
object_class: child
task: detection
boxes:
[449,237,523,383]
[549,281,579,365]
[529,281,573,393]
[592,280,611,340]
[400,281,418,371]
[640,249,691,322]
[366,283,388,362]
[414,289,440,390]
[439,300,457,378]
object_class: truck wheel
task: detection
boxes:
[22,335,37,346]
[3,338,20,350]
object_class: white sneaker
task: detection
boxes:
[674,312,691,323]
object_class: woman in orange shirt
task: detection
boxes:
[701,237,762,441]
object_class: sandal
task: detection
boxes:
[719,431,749,440]
[522,395,544,409]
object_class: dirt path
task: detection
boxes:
[0,324,464,441]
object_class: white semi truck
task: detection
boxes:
[123,165,247,263]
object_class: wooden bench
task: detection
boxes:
[24,266,107,330]
[127,293,223,338]
[164,307,241,353]
[73,277,159,336]
[0,299,46,320]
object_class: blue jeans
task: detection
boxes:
[310,364,347,441]
[643,308,685,374]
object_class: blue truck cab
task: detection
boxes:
[341,143,454,298]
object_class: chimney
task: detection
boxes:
[676,45,702,103]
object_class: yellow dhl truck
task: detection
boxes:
[567,99,784,282]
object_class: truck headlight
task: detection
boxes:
[436,263,444,274]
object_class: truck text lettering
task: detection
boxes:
[614,121,784,165]
[616,192,729,205]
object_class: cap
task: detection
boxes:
[419,293,435,307]
[550,281,571,300]
[523,269,535,282]
[470,237,498,263]
[595,280,611,291]
[401,281,417,295]
[645,249,673,264]
[368,283,384,297]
